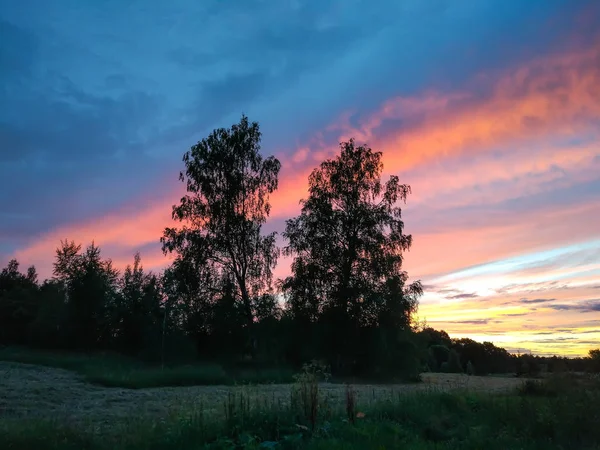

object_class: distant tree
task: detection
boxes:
[27,280,67,348]
[282,138,422,374]
[53,240,119,350]
[0,259,40,345]
[161,115,281,356]
[418,327,452,348]
[516,353,541,377]
[114,253,164,358]
[589,349,600,373]
[446,349,463,373]
[429,344,451,371]
[452,338,514,375]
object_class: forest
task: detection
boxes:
[1,115,599,381]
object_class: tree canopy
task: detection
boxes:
[282,139,423,375]
[161,115,281,354]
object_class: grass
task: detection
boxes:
[0,347,295,388]
[3,349,596,448]
[1,371,598,449]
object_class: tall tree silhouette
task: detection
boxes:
[161,115,281,354]
[282,139,422,373]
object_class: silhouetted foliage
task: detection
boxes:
[428,345,451,372]
[466,360,475,375]
[282,139,422,377]
[589,349,600,373]
[1,121,597,380]
[451,338,515,375]
[418,328,452,348]
[446,349,463,373]
[53,240,120,350]
[161,115,281,357]
[0,259,39,344]
[113,253,164,359]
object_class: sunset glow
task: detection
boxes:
[1,0,599,356]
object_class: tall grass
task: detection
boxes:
[0,347,295,388]
[1,372,598,449]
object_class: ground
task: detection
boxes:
[0,361,523,430]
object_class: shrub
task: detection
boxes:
[446,350,463,373]
[466,360,475,376]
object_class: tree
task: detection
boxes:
[161,115,281,355]
[282,138,422,373]
[114,253,164,358]
[0,259,40,345]
[589,349,600,373]
[53,240,119,350]
[28,280,67,348]
[428,344,451,371]
[418,327,452,348]
[446,349,463,373]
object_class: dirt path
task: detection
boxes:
[0,362,524,427]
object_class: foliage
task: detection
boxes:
[445,349,463,373]
[466,360,475,376]
[589,348,600,373]
[0,347,295,388]
[0,260,40,345]
[53,240,120,350]
[1,118,597,382]
[282,139,422,376]
[161,114,281,358]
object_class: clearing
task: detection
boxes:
[0,361,524,429]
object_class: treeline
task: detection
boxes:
[1,115,598,379]
[417,328,600,376]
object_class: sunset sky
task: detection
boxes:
[1,0,599,357]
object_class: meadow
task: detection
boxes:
[1,351,599,449]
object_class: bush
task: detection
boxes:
[446,350,463,373]
[466,360,475,376]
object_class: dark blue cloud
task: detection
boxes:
[547,301,600,312]
[447,293,479,299]
[519,298,557,304]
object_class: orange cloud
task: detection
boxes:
[405,198,600,280]
[343,44,600,173]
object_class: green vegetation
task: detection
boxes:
[0,347,295,388]
[1,370,598,449]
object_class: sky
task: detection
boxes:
[1,0,599,357]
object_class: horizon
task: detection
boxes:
[1,0,599,357]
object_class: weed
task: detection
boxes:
[344,384,356,425]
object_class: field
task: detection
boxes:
[1,358,599,449]
[0,361,522,426]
